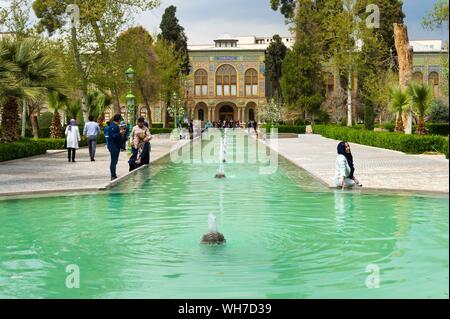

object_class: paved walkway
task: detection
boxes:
[265,134,449,194]
[0,137,179,197]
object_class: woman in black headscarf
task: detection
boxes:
[335,141,355,189]
[343,142,362,186]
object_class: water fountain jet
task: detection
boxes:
[201,213,226,244]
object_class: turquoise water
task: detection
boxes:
[0,134,448,298]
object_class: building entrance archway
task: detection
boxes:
[219,105,234,121]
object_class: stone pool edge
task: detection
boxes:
[258,136,449,198]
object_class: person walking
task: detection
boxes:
[65,119,81,163]
[108,114,124,180]
[83,115,101,161]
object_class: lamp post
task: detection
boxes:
[125,64,136,152]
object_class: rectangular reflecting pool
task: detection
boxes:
[0,132,448,298]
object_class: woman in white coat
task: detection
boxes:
[65,119,81,162]
[335,141,355,189]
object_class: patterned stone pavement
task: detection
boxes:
[0,137,179,197]
[265,134,449,194]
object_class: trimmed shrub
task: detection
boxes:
[423,123,449,136]
[313,125,448,157]
[149,128,174,134]
[151,123,164,128]
[0,134,107,162]
[0,140,48,162]
[261,125,307,134]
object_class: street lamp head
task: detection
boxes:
[125,64,136,82]
[126,93,136,107]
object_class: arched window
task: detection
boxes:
[195,69,208,96]
[413,71,423,84]
[140,107,148,119]
[198,109,204,121]
[245,69,258,96]
[325,73,335,97]
[216,64,237,97]
[428,72,439,97]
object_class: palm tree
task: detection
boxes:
[0,38,60,142]
[47,91,67,138]
[389,87,410,133]
[408,83,432,135]
[87,91,112,122]
[65,100,82,123]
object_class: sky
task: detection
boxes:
[136,0,449,44]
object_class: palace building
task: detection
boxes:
[184,34,294,124]
[26,33,443,127]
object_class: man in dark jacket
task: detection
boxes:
[108,114,124,180]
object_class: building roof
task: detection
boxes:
[188,34,295,52]
[189,35,446,53]
[410,40,447,53]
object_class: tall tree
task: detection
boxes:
[154,39,182,128]
[159,5,190,75]
[0,38,61,142]
[159,5,188,127]
[355,0,404,71]
[115,26,159,127]
[280,0,324,124]
[270,0,297,19]
[265,34,288,102]
[322,0,365,126]
[32,0,161,116]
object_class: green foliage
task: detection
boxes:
[0,139,48,162]
[270,0,296,18]
[149,128,174,135]
[428,98,449,123]
[265,35,288,100]
[261,125,307,134]
[408,83,432,118]
[0,134,107,162]
[38,112,53,129]
[423,123,449,136]
[281,0,324,122]
[314,125,449,157]
[389,87,410,115]
[422,0,449,30]
[159,5,190,75]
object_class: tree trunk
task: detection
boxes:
[347,71,352,127]
[415,116,428,135]
[50,112,63,138]
[139,80,153,128]
[21,100,27,138]
[395,111,404,132]
[1,98,20,142]
[31,115,40,138]
[70,26,89,123]
[393,23,413,134]
[90,21,121,115]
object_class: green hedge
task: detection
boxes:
[149,128,173,134]
[375,123,449,136]
[151,123,164,128]
[425,123,449,136]
[0,134,107,162]
[314,125,449,158]
[261,125,307,134]
[0,140,48,162]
